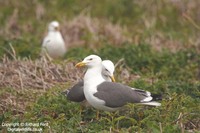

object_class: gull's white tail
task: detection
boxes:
[140,101,161,106]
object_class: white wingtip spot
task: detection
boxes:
[146,91,151,96]
[141,96,152,102]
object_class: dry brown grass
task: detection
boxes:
[61,14,131,49]
[0,56,83,90]
[0,54,85,114]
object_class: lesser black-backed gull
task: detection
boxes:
[64,60,115,103]
[76,55,161,112]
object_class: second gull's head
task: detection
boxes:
[102,60,115,82]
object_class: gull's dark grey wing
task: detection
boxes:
[94,81,152,108]
[64,81,85,102]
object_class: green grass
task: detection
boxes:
[1,44,200,132]
[1,87,199,132]
[0,0,200,132]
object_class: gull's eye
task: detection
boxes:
[105,68,108,71]
[89,58,93,61]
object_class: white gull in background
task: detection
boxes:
[42,21,66,58]
[75,55,161,112]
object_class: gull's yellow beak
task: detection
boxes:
[110,76,116,82]
[75,62,86,67]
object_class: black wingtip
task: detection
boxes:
[151,94,163,101]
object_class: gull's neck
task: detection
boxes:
[48,30,60,35]
[84,64,105,87]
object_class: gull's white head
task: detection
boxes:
[48,21,60,31]
[75,55,102,68]
[75,55,115,82]
[102,60,115,82]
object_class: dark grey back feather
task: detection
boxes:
[66,81,85,102]
[94,81,151,108]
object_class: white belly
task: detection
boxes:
[83,65,119,111]
[84,80,119,112]
[84,80,105,106]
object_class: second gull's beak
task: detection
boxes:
[110,76,116,82]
